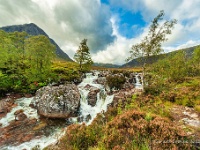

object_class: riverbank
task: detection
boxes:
[45,76,200,150]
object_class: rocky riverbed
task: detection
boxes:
[0,71,143,149]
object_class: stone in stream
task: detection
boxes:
[0,98,15,119]
[83,84,101,107]
[15,112,27,121]
[33,84,81,119]
[95,77,106,85]
[87,87,100,107]
[0,100,7,114]
[14,109,24,115]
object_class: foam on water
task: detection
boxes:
[0,71,142,149]
[135,74,143,90]
[78,72,114,125]
[0,97,38,127]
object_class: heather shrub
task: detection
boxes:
[106,74,126,91]
[50,110,192,150]
[103,111,190,150]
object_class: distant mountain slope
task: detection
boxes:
[0,23,72,61]
[93,63,120,68]
[122,45,199,68]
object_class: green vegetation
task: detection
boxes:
[74,39,93,73]
[46,75,198,149]
[1,11,199,150]
[126,10,177,90]
[0,30,56,95]
[51,61,81,83]
[45,11,199,150]
[46,99,191,150]
[0,30,81,96]
[106,74,126,91]
[146,46,200,95]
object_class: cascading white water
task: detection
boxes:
[135,74,143,89]
[0,97,38,127]
[0,97,65,150]
[0,71,142,150]
[0,72,114,150]
[77,72,114,125]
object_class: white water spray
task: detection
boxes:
[77,72,113,125]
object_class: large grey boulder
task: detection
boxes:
[33,84,80,119]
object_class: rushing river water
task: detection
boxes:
[0,72,142,150]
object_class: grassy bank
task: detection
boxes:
[45,71,199,150]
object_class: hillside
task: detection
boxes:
[0,23,72,61]
[122,45,199,68]
[93,63,120,68]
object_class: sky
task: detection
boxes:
[0,0,200,65]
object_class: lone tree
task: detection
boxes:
[126,10,177,89]
[74,39,93,72]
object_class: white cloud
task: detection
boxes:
[96,0,200,64]
[92,17,144,65]
[0,0,115,59]
[0,0,200,65]
[164,40,200,53]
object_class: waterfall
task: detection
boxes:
[75,72,114,125]
[0,71,114,150]
[134,73,143,90]
[0,97,38,127]
[0,97,64,150]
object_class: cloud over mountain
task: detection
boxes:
[0,0,115,57]
[0,0,200,64]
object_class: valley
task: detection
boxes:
[0,7,200,150]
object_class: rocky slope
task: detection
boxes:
[0,23,72,61]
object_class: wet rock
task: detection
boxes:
[33,84,81,119]
[24,94,33,98]
[14,109,24,115]
[0,98,15,119]
[0,100,7,113]
[15,112,27,121]
[98,71,111,77]
[73,78,82,84]
[123,83,134,89]
[87,87,100,107]
[84,84,93,90]
[0,118,39,147]
[96,77,106,85]
[171,106,200,127]
[77,116,84,123]
[85,114,91,122]
[0,123,2,127]
[29,103,36,109]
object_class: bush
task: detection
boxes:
[151,51,189,82]
[106,74,126,91]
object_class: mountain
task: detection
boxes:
[93,63,120,68]
[0,23,72,61]
[121,45,199,68]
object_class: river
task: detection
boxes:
[0,71,142,150]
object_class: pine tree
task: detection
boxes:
[74,39,93,72]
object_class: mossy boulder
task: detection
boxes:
[33,84,80,119]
